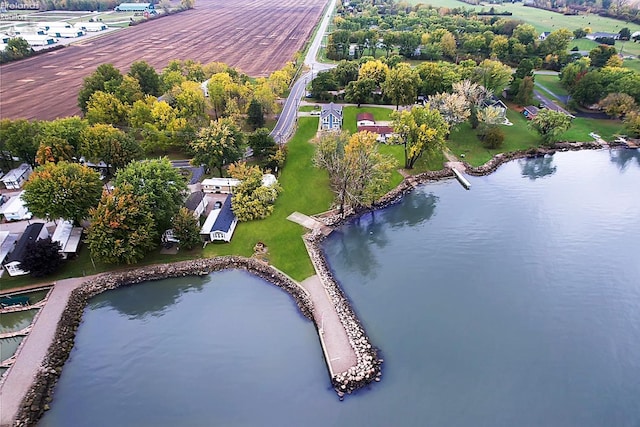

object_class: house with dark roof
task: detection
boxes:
[185,191,208,218]
[3,223,49,277]
[320,103,343,131]
[523,105,539,120]
[200,194,237,243]
[482,96,508,122]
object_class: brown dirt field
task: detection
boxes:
[0,0,327,121]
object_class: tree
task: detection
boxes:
[334,60,360,86]
[416,61,461,97]
[80,123,141,175]
[618,27,631,41]
[512,23,537,46]
[358,60,389,86]
[345,78,376,107]
[85,91,129,125]
[247,128,276,160]
[539,29,573,57]
[191,118,244,177]
[571,70,604,106]
[479,124,505,149]
[114,158,188,234]
[529,109,572,145]
[624,111,640,137]
[228,162,281,221]
[313,131,395,215]
[247,99,265,130]
[472,59,513,94]
[381,63,420,109]
[35,136,75,165]
[22,161,103,225]
[426,92,470,130]
[170,207,201,250]
[21,238,63,278]
[78,64,123,114]
[589,44,618,68]
[86,184,157,264]
[453,80,493,129]
[514,75,535,106]
[310,71,338,100]
[207,72,234,119]
[39,117,88,153]
[560,57,590,92]
[128,61,161,96]
[390,106,449,169]
[599,93,637,119]
[0,118,41,167]
[5,37,32,60]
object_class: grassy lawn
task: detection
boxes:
[623,58,640,73]
[535,74,568,98]
[560,117,624,141]
[448,108,541,166]
[202,117,333,281]
[342,106,393,133]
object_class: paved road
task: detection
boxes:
[271,0,337,143]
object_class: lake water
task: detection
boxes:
[39,149,640,427]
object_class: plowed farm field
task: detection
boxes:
[0,0,327,120]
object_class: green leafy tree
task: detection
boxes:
[0,118,41,167]
[539,29,573,57]
[128,61,161,96]
[78,63,123,114]
[479,124,505,149]
[247,99,265,130]
[313,131,396,215]
[21,238,63,278]
[171,207,201,250]
[247,128,276,160]
[599,93,637,119]
[473,59,513,94]
[345,77,376,107]
[560,57,590,92]
[38,117,88,153]
[333,60,360,86]
[381,63,420,109]
[228,162,281,221]
[529,109,572,145]
[114,158,188,234]
[80,123,141,175]
[390,106,449,169]
[22,161,103,225]
[191,118,244,177]
[416,61,461,97]
[572,70,604,106]
[589,45,617,68]
[86,184,157,264]
[514,76,535,106]
[624,111,640,137]
[85,91,129,125]
[35,136,75,165]
[618,27,631,41]
[5,37,33,60]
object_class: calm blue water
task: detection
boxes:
[40,149,640,427]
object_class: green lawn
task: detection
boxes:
[560,117,624,141]
[535,74,568,98]
[448,108,541,166]
[202,117,333,281]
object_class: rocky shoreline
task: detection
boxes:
[14,257,314,427]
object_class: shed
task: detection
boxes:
[523,105,539,120]
[4,223,49,277]
[202,177,240,194]
[1,163,32,190]
[51,220,83,259]
[200,194,237,243]
[0,192,32,222]
[115,2,155,11]
[320,102,343,131]
[356,112,375,127]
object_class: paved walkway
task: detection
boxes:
[443,150,467,172]
[287,211,332,236]
[300,276,356,375]
[0,275,97,427]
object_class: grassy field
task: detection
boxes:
[535,74,568,98]
[560,117,624,141]
[342,106,393,133]
[202,117,333,281]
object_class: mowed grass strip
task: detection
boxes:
[203,117,333,281]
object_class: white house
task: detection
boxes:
[320,103,343,131]
[51,220,83,259]
[539,32,551,41]
[0,192,32,221]
[4,223,49,277]
[201,177,240,194]
[1,163,32,190]
[200,194,237,243]
[356,112,376,127]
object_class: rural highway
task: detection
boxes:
[271,0,337,143]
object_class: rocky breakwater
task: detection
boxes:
[14,257,314,427]
[303,230,383,398]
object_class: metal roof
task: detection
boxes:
[200,194,236,234]
[6,223,44,264]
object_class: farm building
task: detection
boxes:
[74,22,108,32]
[47,27,84,38]
[1,163,32,190]
[586,32,619,41]
[320,102,343,131]
[202,177,241,194]
[3,222,49,277]
[0,192,32,222]
[200,194,237,243]
[51,220,83,259]
[11,33,57,46]
[115,2,155,12]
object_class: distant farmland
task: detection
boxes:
[0,0,327,121]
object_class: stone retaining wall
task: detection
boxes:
[14,257,314,427]
[303,231,382,397]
